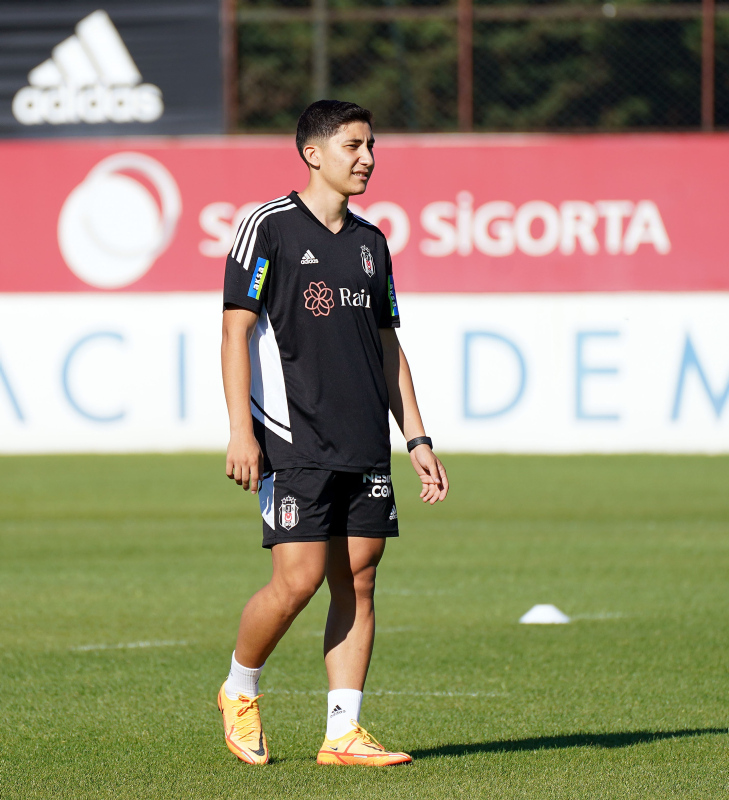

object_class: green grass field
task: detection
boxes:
[1,453,728,799]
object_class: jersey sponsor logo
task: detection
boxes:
[248,257,269,300]
[12,10,164,127]
[387,276,399,318]
[360,245,375,277]
[279,496,299,530]
[301,249,319,264]
[339,288,371,308]
[303,281,335,316]
[304,281,375,316]
[363,473,392,498]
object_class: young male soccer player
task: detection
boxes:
[219,99,448,766]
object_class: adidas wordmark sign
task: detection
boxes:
[12,10,164,126]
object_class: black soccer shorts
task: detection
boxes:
[257,468,399,549]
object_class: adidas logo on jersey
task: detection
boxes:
[389,505,398,521]
[301,249,319,264]
[12,10,164,127]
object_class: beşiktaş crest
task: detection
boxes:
[360,245,375,277]
[279,496,299,530]
[12,10,164,127]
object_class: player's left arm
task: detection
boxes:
[379,327,448,504]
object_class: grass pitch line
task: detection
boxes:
[70,640,190,652]
[264,688,503,698]
[377,588,452,596]
[368,689,506,698]
[305,626,414,636]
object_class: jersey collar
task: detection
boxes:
[289,191,353,236]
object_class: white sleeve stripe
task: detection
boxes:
[231,195,288,258]
[231,196,289,261]
[239,203,297,269]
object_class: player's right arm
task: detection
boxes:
[221,307,263,493]
[221,202,276,493]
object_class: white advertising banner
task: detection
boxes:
[0,294,228,453]
[0,292,728,453]
[399,292,729,454]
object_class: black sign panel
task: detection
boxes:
[0,0,224,136]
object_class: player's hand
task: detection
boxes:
[226,431,264,493]
[409,445,448,504]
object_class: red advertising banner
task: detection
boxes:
[0,134,726,293]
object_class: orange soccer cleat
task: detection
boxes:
[217,684,269,764]
[316,721,412,766]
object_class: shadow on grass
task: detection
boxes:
[411,727,728,759]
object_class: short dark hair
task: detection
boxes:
[296,100,373,165]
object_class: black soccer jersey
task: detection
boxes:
[223,191,400,473]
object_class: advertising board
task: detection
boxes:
[1,292,728,453]
[0,1,224,137]
[0,134,727,453]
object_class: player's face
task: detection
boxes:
[318,121,375,197]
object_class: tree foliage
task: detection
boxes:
[237,0,728,131]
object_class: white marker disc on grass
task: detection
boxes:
[519,604,570,624]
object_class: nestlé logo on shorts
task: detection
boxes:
[363,473,392,498]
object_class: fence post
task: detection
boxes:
[702,0,715,130]
[222,0,238,132]
[313,0,330,101]
[458,0,474,130]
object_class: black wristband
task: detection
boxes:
[407,436,433,453]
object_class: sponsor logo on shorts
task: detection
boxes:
[363,473,392,498]
[389,505,398,521]
[361,245,375,277]
[279,496,299,529]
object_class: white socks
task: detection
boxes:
[326,689,363,740]
[224,656,362,740]
[224,652,264,700]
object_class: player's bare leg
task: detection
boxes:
[318,536,411,765]
[220,541,328,764]
[324,536,385,690]
[235,540,328,667]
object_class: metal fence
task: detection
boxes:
[231,0,728,133]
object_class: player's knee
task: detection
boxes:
[327,563,377,601]
[352,564,377,600]
[279,571,324,613]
